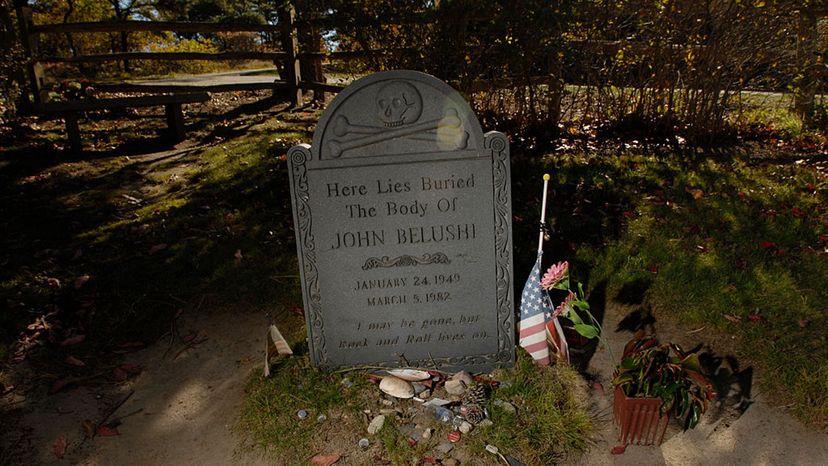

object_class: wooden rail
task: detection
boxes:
[39,51,286,63]
[31,20,283,34]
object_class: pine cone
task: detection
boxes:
[462,384,487,405]
[462,403,485,424]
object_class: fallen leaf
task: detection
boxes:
[148,244,167,255]
[723,314,742,323]
[790,207,806,218]
[290,306,305,317]
[119,363,142,375]
[234,249,243,265]
[421,457,440,465]
[96,425,120,437]
[74,275,90,290]
[60,335,86,347]
[117,341,145,349]
[610,445,627,455]
[819,233,828,243]
[407,437,418,448]
[646,265,658,274]
[310,454,340,466]
[748,314,765,322]
[53,436,67,459]
[64,355,85,367]
[112,367,128,382]
[81,420,96,438]
[798,319,810,328]
[50,377,81,394]
[759,240,776,249]
[47,277,61,289]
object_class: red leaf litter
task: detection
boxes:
[96,425,120,437]
[290,306,305,317]
[53,436,67,459]
[748,314,765,322]
[310,454,340,466]
[760,240,776,249]
[610,445,627,455]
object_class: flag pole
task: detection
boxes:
[537,173,550,253]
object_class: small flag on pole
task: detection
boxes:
[519,253,554,365]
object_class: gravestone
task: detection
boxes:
[287,70,513,371]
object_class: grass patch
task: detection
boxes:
[558,152,828,427]
[238,350,592,464]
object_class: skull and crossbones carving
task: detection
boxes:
[326,80,469,158]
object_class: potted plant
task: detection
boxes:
[611,331,714,445]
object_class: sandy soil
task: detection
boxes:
[2,308,272,466]
[4,300,828,465]
[574,303,828,466]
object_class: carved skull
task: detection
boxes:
[376,81,423,127]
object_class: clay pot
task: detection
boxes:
[613,387,669,445]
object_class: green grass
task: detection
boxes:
[551,152,828,427]
[238,349,592,465]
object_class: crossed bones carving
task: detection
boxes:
[327,108,469,158]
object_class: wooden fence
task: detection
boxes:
[11,2,827,122]
[13,3,348,110]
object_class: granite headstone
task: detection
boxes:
[287,70,514,371]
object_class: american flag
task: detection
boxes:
[518,253,553,365]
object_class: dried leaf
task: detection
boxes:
[798,319,810,328]
[748,314,765,322]
[234,249,243,265]
[610,445,627,455]
[47,277,61,289]
[310,454,340,466]
[64,355,85,367]
[60,335,86,347]
[112,367,128,382]
[50,377,80,394]
[759,240,776,249]
[81,420,96,438]
[646,265,658,274]
[53,436,67,459]
[290,306,305,317]
[148,244,168,255]
[723,314,742,324]
[96,425,120,437]
[74,275,91,290]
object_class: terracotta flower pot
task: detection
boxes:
[613,387,670,445]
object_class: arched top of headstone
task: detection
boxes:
[312,70,485,160]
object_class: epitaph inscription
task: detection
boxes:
[288,71,514,371]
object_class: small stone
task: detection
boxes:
[444,459,459,466]
[358,438,370,449]
[380,399,394,406]
[447,431,461,443]
[478,419,494,428]
[459,421,473,434]
[367,415,386,434]
[296,409,308,419]
[341,378,353,388]
[485,444,499,455]
[444,380,466,396]
[450,371,473,387]
[422,428,433,439]
[501,402,516,414]
[436,442,454,454]
[316,414,327,423]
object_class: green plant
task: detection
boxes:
[612,331,714,430]
[541,261,603,340]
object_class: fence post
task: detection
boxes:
[279,4,302,107]
[14,4,44,109]
[795,7,819,127]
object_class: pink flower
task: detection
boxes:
[541,261,568,289]
[553,291,576,317]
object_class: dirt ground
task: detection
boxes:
[4,299,828,465]
[575,303,828,466]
